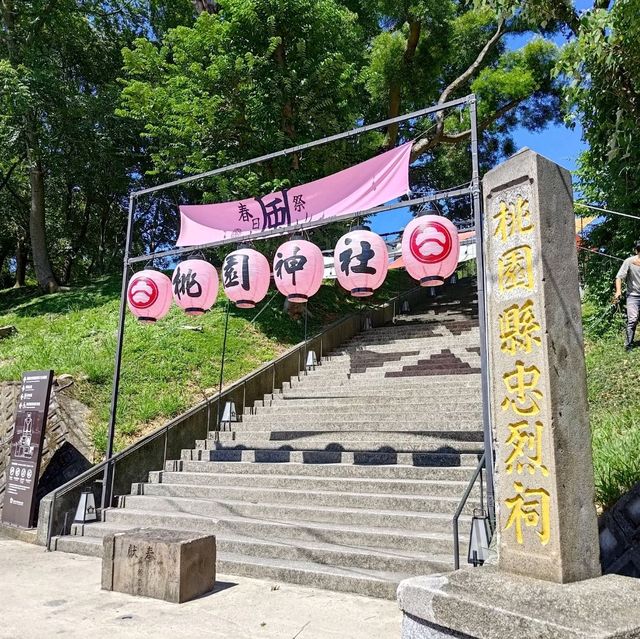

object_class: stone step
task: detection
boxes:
[185,447,483,465]
[309,358,482,374]
[273,390,479,402]
[233,418,483,431]
[64,522,458,579]
[101,508,462,555]
[208,429,483,444]
[135,483,479,515]
[215,552,404,600]
[328,341,480,353]
[203,434,484,450]
[287,374,482,385]
[149,470,482,496]
[116,494,462,533]
[49,532,453,599]
[172,461,478,481]
[280,378,482,392]
[258,394,481,406]
[252,398,481,410]
[338,340,479,350]
[51,534,103,557]
[289,368,481,381]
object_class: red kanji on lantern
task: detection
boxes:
[127,270,173,322]
[401,215,459,286]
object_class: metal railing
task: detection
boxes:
[39,285,427,548]
[452,452,493,570]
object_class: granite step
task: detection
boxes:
[251,398,481,410]
[233,418,483,430]
[215,552,404,599]
[172,461,478,481]
[100,508,464,555]
[208,428,483,444]
[135,482,480,514]
[186,448,483,466]
[201,434,484,450]
[115,494,462,532]
[148,471,482,496]
[61,523,458,577]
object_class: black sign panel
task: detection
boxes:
[2,370,54,528]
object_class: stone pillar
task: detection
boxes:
[482,149,600,583]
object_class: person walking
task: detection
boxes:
[614,239,640,351]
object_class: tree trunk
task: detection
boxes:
[28,158,59,292]
[13,235,27,288]
[193,0,219,14]
[274,41,299,170]
[61,195,91,285]
[385,20,422,149]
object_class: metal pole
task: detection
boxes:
[101,194,136,511]
[303,304,309,374]
[217,300,231,428]
[469,95,496,525]
[453,518,460,570]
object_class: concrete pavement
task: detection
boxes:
[0,539,401,639]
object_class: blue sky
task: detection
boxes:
[370,1,591,235]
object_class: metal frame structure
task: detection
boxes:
[101,93,496,525]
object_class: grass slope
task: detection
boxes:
[0,271,415,456]
[584,303,640,510]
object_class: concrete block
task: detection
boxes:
[397,567,640,638]
[101,528,216,603]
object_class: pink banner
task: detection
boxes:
[176,142,413,247]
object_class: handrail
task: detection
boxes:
[42,283,425,547]
[453,452,487,570]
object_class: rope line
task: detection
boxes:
[575,202,640,222]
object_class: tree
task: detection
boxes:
[556,0,640,302]
[0,0,144,291]
[119,0,565,230]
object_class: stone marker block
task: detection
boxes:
[482,149,600,583]
[102,528,216,603]
[397,568,640,639]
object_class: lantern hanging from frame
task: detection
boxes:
[171,259,219,315]
[127,269,173,322]
[222,248,270,309]
[334,227,388,297]
[273,239,324,303]
[401,215,459,286]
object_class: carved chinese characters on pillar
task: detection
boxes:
[489,189,552,551]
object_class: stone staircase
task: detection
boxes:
[51,280,484,599]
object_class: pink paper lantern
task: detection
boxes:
[273,239,324,303]
[401,215,460,287]
[334,228,389,297]
[222,248,270,309]
[127,269,173,322]
[171,259,218,316]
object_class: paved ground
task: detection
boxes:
[0,539,401,639]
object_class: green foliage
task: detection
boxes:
[120,0,367,196]
[557,0,640,303]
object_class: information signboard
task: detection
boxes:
[2,370,54,528]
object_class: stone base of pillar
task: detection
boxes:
[397,567,640,638]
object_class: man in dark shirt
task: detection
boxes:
[614,239,640,351]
